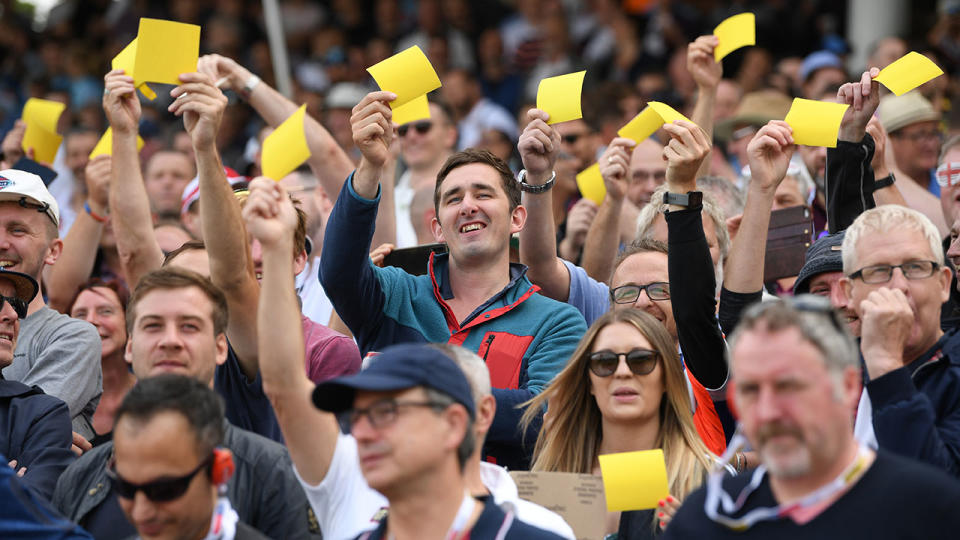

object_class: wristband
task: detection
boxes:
[517,169,556,193]
[239,74,261,100]
[874,173,895,190]
[84,202,108,223]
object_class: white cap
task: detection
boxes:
[0,169,60,226]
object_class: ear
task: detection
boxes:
[443,404,470,453]
[44,238,63,266]
[841,366,861,409]
[938,264,952,304]
[510,204,527,235]
[474,395,496,438]
[214,333,228,367]
[124,339,135,368]
[431,215,445,243]
[293,248,308,275]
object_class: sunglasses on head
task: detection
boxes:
[398,121,433,137]
[108,454,212,503]
[1,295,27,319]
[588,348,659,377]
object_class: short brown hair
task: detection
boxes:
[612,237,669,281]
[126,268,228,337]
[433,149,520,214]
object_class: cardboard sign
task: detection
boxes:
[261,105,312,181]
[874,52,944,96]
[510,471,607,540]
[367,46,442,109]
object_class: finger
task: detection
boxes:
[609,137,637,150]
[170,81,224,99]
[351,100,394,126]
[353,91,398,115]
[859,70,873,95]
[177,72,214,85]
[526,108,550,123]
[852,83,863,111]
[527,130,554,154]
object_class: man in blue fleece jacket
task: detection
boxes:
[320,91,586,469]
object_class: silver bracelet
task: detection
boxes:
[240,74,261,99]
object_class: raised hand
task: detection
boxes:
[351,91,396,168]
[745,120,795,194]
[197,53,249,92]
[661,120,711,190]
[598,137,636,201]
[1,119,26,167]
[865,117,891,178]
[687,35,722,89]
[837,68,881,142]
[560,198,598,258]
[242,177,298,249]
[369,242,395,267]
[84,155,112,216]
[858,287,913,379]
[518,109,560,180]
[102,69,141,135]
[169,72,228,151]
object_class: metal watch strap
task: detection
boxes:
[517,169,556,193]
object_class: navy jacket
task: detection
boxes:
[0,378,75,501]
[867,328,960,476]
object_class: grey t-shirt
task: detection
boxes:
[4,306,102,439]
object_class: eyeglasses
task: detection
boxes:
[108,454,212,502]
[848,260,939,284]
[588,349,659,377]
[0,296,27,319]
[891,130,943,144]
[398,121,433,137]
[342,399,447,430]
[610,282,670,304]
[562,133,587,145]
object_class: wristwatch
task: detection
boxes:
[662,191,703,208]
[874,173,896,190]
[517,169,556,193]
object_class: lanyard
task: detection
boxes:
[201,497,239,540]
[381,493,476,540]
[704,433,872,531]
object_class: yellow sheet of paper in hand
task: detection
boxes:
[392,94,431,126]
[21,98,65,165]
[874,51,945,96]
[111,38,158,100]
[713,13,756,62]
[537,71,587,125]
[367,46,442,109]
[783,98,849,148]
[133,18,201,86]
[89,128,145,159]
[261,105,312,181]
[576,164,606,205]
[598,449,669,512]
[618,102,693,143]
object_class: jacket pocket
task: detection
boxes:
[477,331,534,389]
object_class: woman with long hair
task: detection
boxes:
[523,308,716,539]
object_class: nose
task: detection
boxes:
[633,288,654,310]
[828,281,847,310]
[157,323,183,349]
[753,386,783,424]
[129,490,157,525]
[612,355,633,378]
[0,300,16,323]
[350,412,378,443]
[887,266,911,293]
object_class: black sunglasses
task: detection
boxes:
[108,454,212,502]
[398,121,433,137]
[1,295,27,319]
[588,348,659,377]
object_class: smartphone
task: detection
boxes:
[763,205,814,282]
[381,243,448,276]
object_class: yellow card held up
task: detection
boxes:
[598,449,669,512]
[576,164,606,205]
[392,94,431,126]
[618,102,694,143]
[111,38,158,100]
[537,71,587,125]
[89,128,145,159]
[367,46,442,109]
[21,98,65,165]
[874,51,945,96]
[783,98,849,148]
[133,18,201,86]
[261,105,312,181]
[713,13,756,62]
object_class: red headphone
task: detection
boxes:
[209,448,235,486]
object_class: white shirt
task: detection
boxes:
[393,170,418,249]
[295,256,334,326]
[293,432,576,540]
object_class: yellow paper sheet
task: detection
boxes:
[576,164,606,205]
[89,128,145,159]
[783,98,849,148]
[713,13,756,62]
[133,18,201,86]
[111,38,158,100]
[21,98,65,165]
[261,105,312,181]
[392,94,431,126]
[536,71,587,125]
[598,449,669,512]
[618,102,694,143]
[367,46,442,109]
[874,51,945,96]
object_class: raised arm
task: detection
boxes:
[686,35,722,180]
[103,69,164,286]
[243,176,339,486]
[865,118,907,207]
[580,138,636,283]
[46,155,111,313]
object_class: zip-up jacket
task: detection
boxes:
[825,133,877,234]
[320,175,587,469]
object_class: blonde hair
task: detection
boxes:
[521,309,714,500]
[842,205,943,274]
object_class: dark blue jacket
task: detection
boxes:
[0,452,92,539]
[867,328,960,476]
[0,378,75,500]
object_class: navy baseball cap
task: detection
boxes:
[794,231,845,294]
[312,343,476,419]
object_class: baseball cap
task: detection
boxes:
[793,231,845,294]
[800,51,845,82]
[325,83,368,110]
[312,343,476,419]
[877,92,940,134]
[180,167,248,215]
[0,169,60,227]
[0,268,39,305]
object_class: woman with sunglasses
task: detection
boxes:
[523,308,717,539]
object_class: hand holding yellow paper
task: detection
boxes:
[783,98,849,148]
[618,102,694,143]
[874,51,944,96]
[713,13,756,62]
[133,18,201,86]
[598,449,670,512]
[536,71,587,125]
[89,128,145,159]
[21,98,66,165]
[576,164,605,205]
[261,105,312,181]
[392,94,431,126]
[111,38,158,100]
[367,46,442,109]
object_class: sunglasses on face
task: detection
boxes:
[588,348,660,377]
[0,296,27,319]
[562,132,587,145]
[398,121,433,137]
[108,454,212,503]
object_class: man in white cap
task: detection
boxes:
[0,169,101,443]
